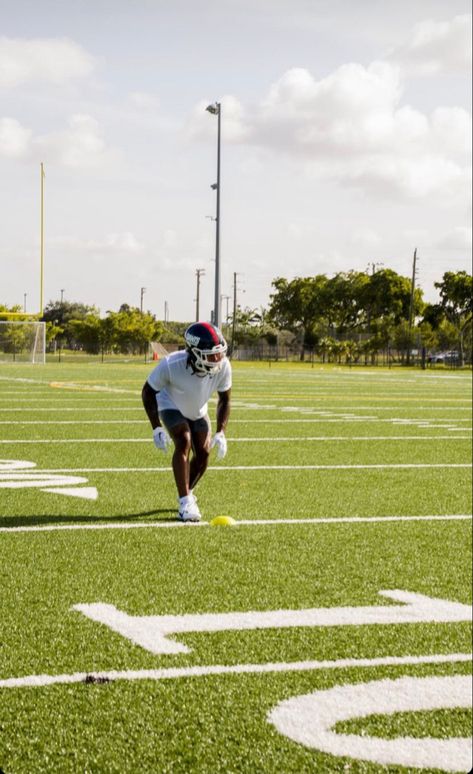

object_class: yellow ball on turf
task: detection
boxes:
[210,515,236,527]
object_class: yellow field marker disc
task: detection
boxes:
[210,516,236,527]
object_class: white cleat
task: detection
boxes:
[178,498,202,523]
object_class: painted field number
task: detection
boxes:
[73,590,472,655]
[270,674,472,772]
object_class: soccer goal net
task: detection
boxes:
[0,320,46,363]
[150,341,169,361]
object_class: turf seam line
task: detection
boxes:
[17,463,472,472]
[1,514,471,533]
[0,435,471,443]
[1,653,471,689]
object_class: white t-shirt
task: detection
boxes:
[147,350,232,420]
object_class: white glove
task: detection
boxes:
[211,431,227,460]
[153,426,170,452]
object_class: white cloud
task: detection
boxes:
[34,114,110,167]
[0,117,31,157]
[49,233,145,253]
[0,36,95,88]
[351,228,382,247]
[0,113,113,168]
[391,14,472,75]
[431,107,472,160]
[436,226,472,250]
[129,91,160,110]
[189,60,471,200]
[162,229,178,248]
[287,222,306,240]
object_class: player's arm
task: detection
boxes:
[142,381,161,429]
[142,381,171,452]
[216,388,231,433]
[211,389,231,459]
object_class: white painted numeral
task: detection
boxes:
[269,674,473,772]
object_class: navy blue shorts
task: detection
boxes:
[159,409,211,436]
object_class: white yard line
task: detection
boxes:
[0,407,143,412]
[0,652,470,690]
[8,463,470,473]
[0,514,471,534]
[0,406,470,413]
[0,398,138,402]
[0,418,471,425]
[0,436,471,443]
[233,406,472,411]
[0,420,148,425]
[11,463,469,473]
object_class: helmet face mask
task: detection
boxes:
[184,322,227,375]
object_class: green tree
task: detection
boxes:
[45,321,64,346]
[68,315,103,354]
[230,306,276,349]
[392,321,417,364]
[0,304,24,321]
[41,300,99,349]
[434,271,472,365]
[325,271,370,335]
[418,321,439,353]
[106,305,164,355]
[268,276,329,360]
[360,269,424,326]
[0,323,28,359]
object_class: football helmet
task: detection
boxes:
[184,322,227,375]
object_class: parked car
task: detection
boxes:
[428,351,460,364]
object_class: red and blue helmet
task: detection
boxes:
[184,322,227,375]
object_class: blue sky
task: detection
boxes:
[1,0,471,321]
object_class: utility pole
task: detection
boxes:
[407,248,418,366]
[60,289,65,303]
[23,293,27,313]
[231,272,240,355]
[140,287,146,314]
[221,294,231,324]
[195,268,205,321]
[164,300,169,323]
[369,262,383,275]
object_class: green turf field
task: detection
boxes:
[0,362,471,773]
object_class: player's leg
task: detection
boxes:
[170,422,203,521]
[159,410,206,522]
[159,410,192,497]
[189,415,212,491]
[169,423,193,497]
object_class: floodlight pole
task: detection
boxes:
[40,163,45,316]
[206,102,221,328]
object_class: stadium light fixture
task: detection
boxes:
[206,101,221,328]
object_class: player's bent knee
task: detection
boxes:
[173,432,192,454]
[195,448,210,466]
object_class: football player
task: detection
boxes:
[142,322,231,522]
